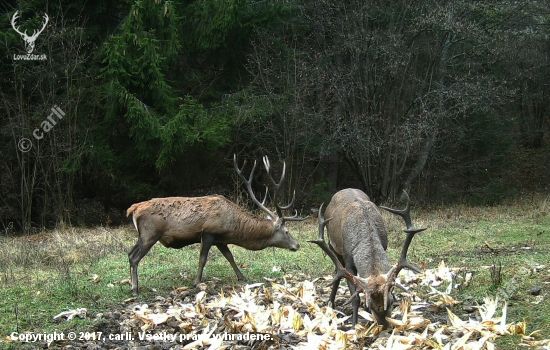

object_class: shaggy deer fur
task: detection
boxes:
[126,156,303,296]
[310,189,425,328]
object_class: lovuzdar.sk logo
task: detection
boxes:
[11,10,48,61]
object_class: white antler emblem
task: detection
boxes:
[11,11,49,54]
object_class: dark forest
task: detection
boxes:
[1,0,549,233]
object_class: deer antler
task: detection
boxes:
[234,154,277,220]
[262,156,305,222]
[234,154,306,222]
[380,190,426,310]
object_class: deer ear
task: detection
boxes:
[272,217,283,227]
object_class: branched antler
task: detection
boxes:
[380,190,426,310]
[234,154,306,222]
[262,156,300,220]
[234,155,277,220]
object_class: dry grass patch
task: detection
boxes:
[0,227,132,270]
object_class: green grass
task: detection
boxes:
[0,194,549,349]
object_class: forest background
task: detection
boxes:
[1,0,549,233]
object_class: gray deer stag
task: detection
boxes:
[126,155,304,296]
[309,188,426,329]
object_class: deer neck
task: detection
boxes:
[231,213,276,250]
[354,237,392,278]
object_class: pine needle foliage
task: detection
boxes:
[100,0,180,165]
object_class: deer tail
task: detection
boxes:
[126,203,140,217]
[126,203,141,231]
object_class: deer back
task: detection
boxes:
[128,195,285,250]
[325,189,391,277]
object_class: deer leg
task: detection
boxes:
[329,252,346,308]
[196,234,215,285]
[329,276,342,308]
[216,244,246,281]
[343,264,360,325]
[129,237,158,297]
[346,280,361,325]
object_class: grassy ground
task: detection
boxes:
[0,194,549,349]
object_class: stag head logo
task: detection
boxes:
[11,11,49,54]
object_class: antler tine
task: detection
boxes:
[279,191,307,222]
[277,190,296,210]
[260,186,268,206]
[380,190,412,229]
[395,282,409,292]
[282,209,308,222]
[234,154,277,220]
[343,289,371,308]
[316,203,331,240]
[383,267,397,311]
[262,155,285,191]
[380,191,427,234]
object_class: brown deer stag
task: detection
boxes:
[309,189,425,329]
[126,155,304,296]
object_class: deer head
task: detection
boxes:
[234,155,305,249]
[11,11,49,54]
